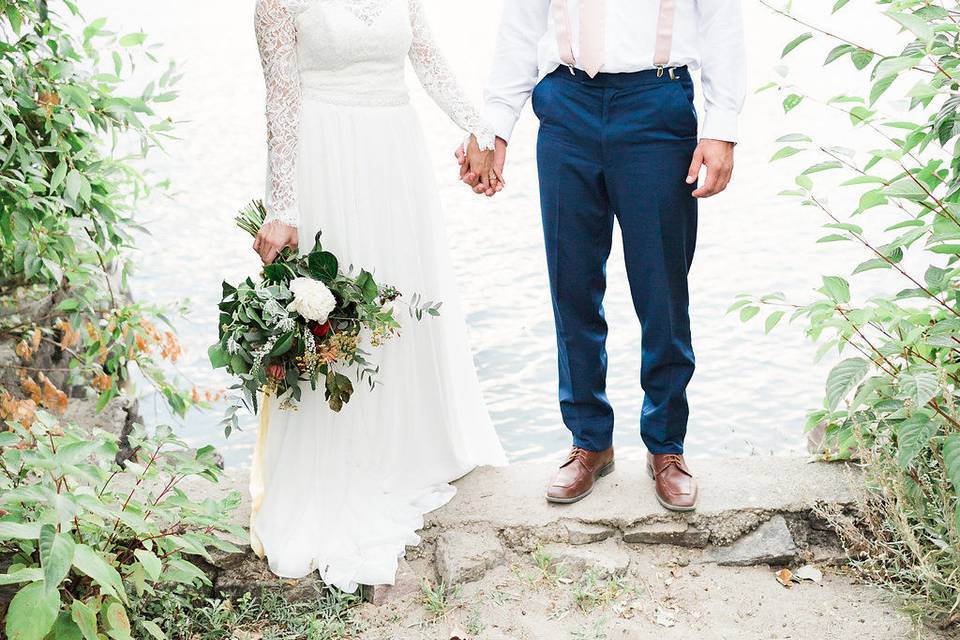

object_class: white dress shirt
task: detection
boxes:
[483,0,747,143]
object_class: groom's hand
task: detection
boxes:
[455,136,507,197]
[686,139,735,198]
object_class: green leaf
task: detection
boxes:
[70,600,98,640]
[826,358,871,410]
[832,0,850,13]
[72,544,127,604]
[119,32,147,47]
[851,48,874,70]
[0,522,42,540]
[356,270,379,303]
[50,613,84,640]
[897,414,937,468]
[104,601,131,639]
[134,549,162,581]
[207,343,230,369]
[307,251,339,282]
[771,146,803,161]
[269,331,295,358]
[50,163,68,191]
[820,276,850,303]
[899,371,939,407]
[5,581,60,640]
[943,434,960,496]
[874,54,922,81]
[39,524,75,596]
[852,257,890,274]
[824,44,854,65]
[765,311,786,334]
[930,244,960,255]
[739,306,760,322]
[781,33,813,58]
[870,75,896,106]
[0,568,43,585]
[783,94,803,113]
[886,11,934,43]
[64,170,85,201]
[140,620,166,640]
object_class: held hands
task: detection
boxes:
[686,138,735,198]
[455,135,507,197]
[253,221,298,264]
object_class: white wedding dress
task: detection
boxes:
[249,0,506,593]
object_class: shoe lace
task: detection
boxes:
[654,454,688,476]
[564,446,589,466]
[661,454,684,468]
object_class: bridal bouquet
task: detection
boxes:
[209,201,440,414]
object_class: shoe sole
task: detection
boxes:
[646,463,698,512]
[545,460,616,504]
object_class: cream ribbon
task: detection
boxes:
[248,392,271,558]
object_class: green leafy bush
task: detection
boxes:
[131,586,364,640]
[742,0,960,625]
[0,0,200,417]
[0,411,241,639]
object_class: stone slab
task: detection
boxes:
[434,530,503,587]
[541,539,631,579]
[713,515,800,567]
[623,520,710,548]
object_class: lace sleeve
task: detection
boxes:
[407,0,495,151]
[255,0,301,228]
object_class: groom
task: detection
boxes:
[460,0,745,511]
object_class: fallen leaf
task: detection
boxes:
[775,568,793,588]
[792,565,823,584]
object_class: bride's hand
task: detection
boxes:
[253,221,298,264]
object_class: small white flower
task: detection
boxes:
[288,277,337,323]
[227,336,241,355]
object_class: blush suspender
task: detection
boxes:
[552,0,677,77]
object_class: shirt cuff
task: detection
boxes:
[701,107,739,144]
[483,102,520,144]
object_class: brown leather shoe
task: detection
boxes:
[647,453,698,512]
[546,446,615,504]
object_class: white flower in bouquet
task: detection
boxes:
[288,277,337,323]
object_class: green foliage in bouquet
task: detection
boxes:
[0,411,242,640]
[209,202,440,432]
[741,0,960,625]
[0,0,200,420]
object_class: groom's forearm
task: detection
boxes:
[483,0,550,143]
[697,0,747,143]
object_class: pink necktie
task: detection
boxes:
[579,0,604,78]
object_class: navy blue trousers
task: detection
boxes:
[533,66,698,455]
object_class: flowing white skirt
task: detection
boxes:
[249,98,506,593]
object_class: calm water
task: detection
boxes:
[81,1,906,466]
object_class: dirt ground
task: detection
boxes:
[357,545,943,640]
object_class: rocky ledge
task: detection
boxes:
[189,457,858,598]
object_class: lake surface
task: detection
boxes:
[79,0,906,466]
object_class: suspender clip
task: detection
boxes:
[568,64,576,75]
[668,67,677,81]
[656,65,664,78]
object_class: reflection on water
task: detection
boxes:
[81,0,905,466]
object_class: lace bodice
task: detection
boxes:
[255,0,495,227]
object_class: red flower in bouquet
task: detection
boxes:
[266,363,285,381]
[310,321,332,339]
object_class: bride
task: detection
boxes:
[247,0,506,593]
